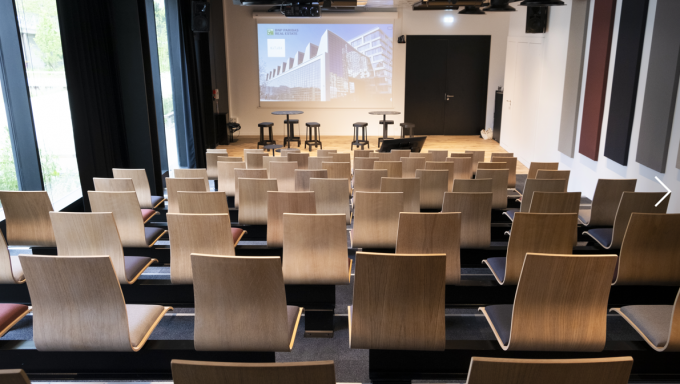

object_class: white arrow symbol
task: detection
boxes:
[655,176,671,207]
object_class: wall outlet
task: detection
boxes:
[229,117,238,123]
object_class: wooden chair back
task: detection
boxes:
[0,191,55,247]
[350,252,446,350]
[445,157,473,180]
[380,177,420,212]
[351,192,403,249]
[316,149,337,157]
[238,179,278,225]
[171,360,335,384]
[263,156,286,177]
[93,177,135,193]
[218,161,246,197]
[0,369,30,384]
[178,191,230,214]
[280,148,300,156]
[331,153,351,163]
[353,169,387,193]
[288,153,310,169]
[267,192,316,247]
[167,214,234,284]
[478,162,507,170]
[308,156,332,170]
[442,192,492,249]
[246,152,269,169]
[466,356,633,384]
[425,161,454,191]
[206,153,229,179]
[368,151,379,158]
[498,213,578,285]
[294,169,327,191]
[400,157,426,178]
[616,213,680,285]
[374,161,402,177]
[519,179,568,213]
[310,178,351,224]
[464,150,484,173]
[283,214,350,285]
[410,152,434,162]
[112,168,154,208]
[270,162,298,192]
[0,231,22,284]
[191,254,297,351]
[475,169,509,209]
[372,152,395,161]
[609,192,669,249]
[322,162,351,195]
[217,156,242,162]
[530,192,581,214]
[234,169,268,208]
[207,149,228,153]
[588,179,637,227]
[527,162,559,179]
[88,191,150,248]
[166,178,208,213]
[396,213,461,284]
[353,149,373,158]
[502,253,617,351]
[490,152,514,159]
[415,169,448,209]
[481,157,517,188]
[428,150,448,162]
[536,169,571,184]
[243,149,264,153]
[390,150,411,161]
[174,169,210,191]
[354,157,377,171]
[452,178,492,193]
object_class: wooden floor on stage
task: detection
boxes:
[217,135,528,174]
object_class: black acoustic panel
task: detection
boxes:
[604,0,649,165]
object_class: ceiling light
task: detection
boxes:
[483,0,515,11]
[458,5,485,14]
[443,15,455,23]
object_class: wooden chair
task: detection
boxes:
[353,149,373,158]
[349,252,446,350]
[583,192,669,250]
[0,369,31,384]
[452,178,492,193]
[527,162,559,179]
[428,150,448,162]
[610,213,680,285]
[415,169,448,210]
[322,162,352,195]
[475,169,509,210]
[207,149,228,153]
[410,151,434,162]
[246,152,269,169]
[280,148,300,156]
[20,255,171,351]
[288,153,310,169]
[611,288,680,352]
[50,211,158,284]
[112,168,165,209]
[0,303,30,338]
[283,214,351,285]
[238,179,278,225]
[0,191,56,247]
[308,156,332,170]
[218,161,246,197]
[425,161,454,191]
[166,178,208,213]
[191,254,302,351]
[445,156,473,180]
[464,150,484,174]
[353,169,388,195]
[171,360,336,384]
[316,149,337,157]
[351,192,403,249]
[331,153,351,163]
[490,152,514,159]
[167,214,239,284]
[465,356,633,384]
[174,169,210,191]
[396,212,461,284]
[483,213,578,285]
[310,178,351,224]
[503,179,568,221]
[369,152,391,161]
[177,191,230,214]
[579,179,637,227]
[88,191,166,248]
[262,156,286,177]
[354,157,377,171]
[479,253,617,351]
[442,192,492,249]
[536,169,571,184]
[93,178,158,223]
[0,231,24,284]
[528,192,582,215]
[390,149,411,160]
[217,156,242,162]
[380,177,420,212]
[373,161,402,178]
[401,157,426,178]
[266,192,316,247]
[270,161,298,192]
[481,157,517,188]
[294,169,327,191]
[234,169,268,208]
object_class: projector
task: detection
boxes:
[282,2,320,17]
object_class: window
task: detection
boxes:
[14,0,81,206]
[0,68,18,209]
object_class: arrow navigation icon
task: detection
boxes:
[655,176,671,207]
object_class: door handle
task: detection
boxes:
[445,93,454,101]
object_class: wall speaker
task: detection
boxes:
[526,6,548,33]
[191,1,210,33]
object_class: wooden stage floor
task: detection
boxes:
[216,135,528,174]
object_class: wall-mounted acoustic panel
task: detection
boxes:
[579,0,617,161]
[603,0,649,166]
[636,0,680,173]
[558,0,590,157]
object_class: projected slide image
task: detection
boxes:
[258,24,393,106]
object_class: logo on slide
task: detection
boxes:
[267,39,285,58]
[267,29,274,35]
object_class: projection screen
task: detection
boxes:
[256,21,394,108]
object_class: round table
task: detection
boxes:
[369,111,401,147]
[264,144,284,156]
[272,111,303,148]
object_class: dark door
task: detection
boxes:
[405,36,491,135]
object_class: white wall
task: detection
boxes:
[499,0,680,213]
[223,3,511,137]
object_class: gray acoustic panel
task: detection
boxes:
[636,0,680,173]
[558,0,590,157]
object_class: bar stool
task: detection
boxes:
[257,122,276,149]
[400,122,415,138]
[351,122,370,150]
[284,119,301,147]
[378,119,394,147]
[304,122,322,151]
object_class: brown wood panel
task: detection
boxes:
[171,360,335,384]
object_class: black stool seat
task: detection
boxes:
[354,122,368,127]
[379,120,394,124]
[258,122,274,127]
[400,122,415,139]
[400,123,415,128]
[306,122,320,127]
[284,119,299,124]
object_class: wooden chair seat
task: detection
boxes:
[0,191,56,247]
[1,231,24,284]
[171,360,336,384]
[0,303,31,338]
[141,209,158,224]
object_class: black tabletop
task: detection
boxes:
[369,111,401,115]
[272,111,304,115]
